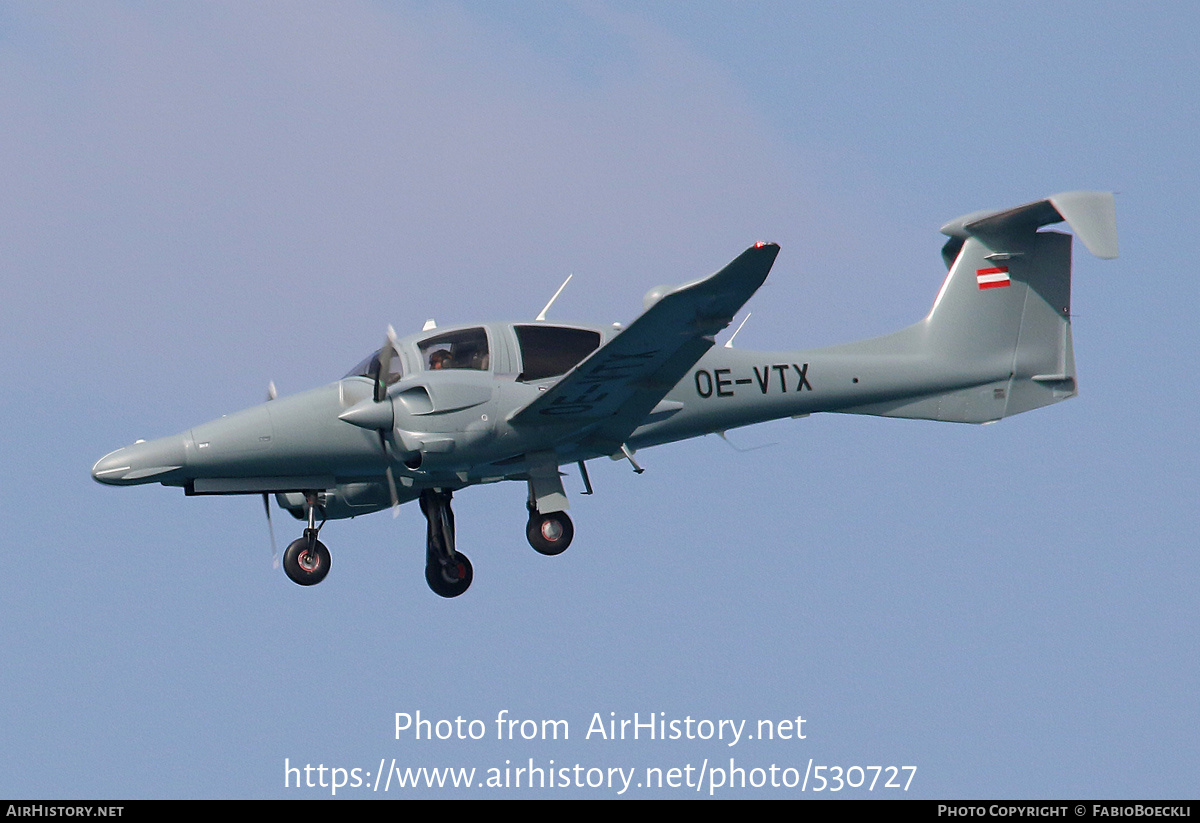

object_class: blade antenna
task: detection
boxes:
[536,274,573,321]
[577,460,594,495]
[619,443,645,474]
[724,313,751,348]
[717,430,777,453]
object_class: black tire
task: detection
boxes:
[426,552,473,598]
[283,537,331,586]
[526,511,574,556]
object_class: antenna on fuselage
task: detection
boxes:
[536,274,573,321]
[716,430,776,452]
[724,313,751,348]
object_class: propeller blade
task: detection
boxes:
[374,325,399,402]
[262,492,279,568]
[385,466,401,518]
[375,426,402,518]
[370,325,403,516]
[266,380,278,401]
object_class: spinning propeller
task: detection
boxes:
[341,326,404,517]
[263,381,279,568]
[376,327,402,517]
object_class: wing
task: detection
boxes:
[507,242,780,452]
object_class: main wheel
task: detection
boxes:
[283,537,331,586]
[526,511,574,556]
[426,552,473,598]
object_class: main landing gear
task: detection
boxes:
[282,495,331,586]
[524,468,575,556]
[420,488,473,598]
[416,488,573,596]
[526,505,574,556]
[278,486,575,595]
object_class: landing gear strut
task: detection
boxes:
[526,505,574,556]
[420,488,472,598]
[283,494,331,586]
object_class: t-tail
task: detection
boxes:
[808,191,1118,424]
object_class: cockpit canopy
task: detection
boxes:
[418,327,490,371]
[345,323,602,386]
[344,348,403,386]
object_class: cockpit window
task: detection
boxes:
[418,327,490,371]
[515,325,601,381]
[344,347,403,386]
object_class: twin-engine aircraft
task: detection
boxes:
[93,192,1117,597]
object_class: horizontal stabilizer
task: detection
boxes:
[940,191,1118,267]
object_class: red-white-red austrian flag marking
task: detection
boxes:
[976,266,1011,289]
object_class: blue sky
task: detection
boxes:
[2,1,1195,798]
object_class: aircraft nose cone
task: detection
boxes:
[91,434,189,485]
[91,448,128,484]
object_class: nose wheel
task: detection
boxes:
[527,508,574,556]
[283,496,332,586]
[283,528,331,586]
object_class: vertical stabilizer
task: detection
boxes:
[835,192,1117,423]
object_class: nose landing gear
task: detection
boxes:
[283,529,331,585]
[282,494,331,586]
